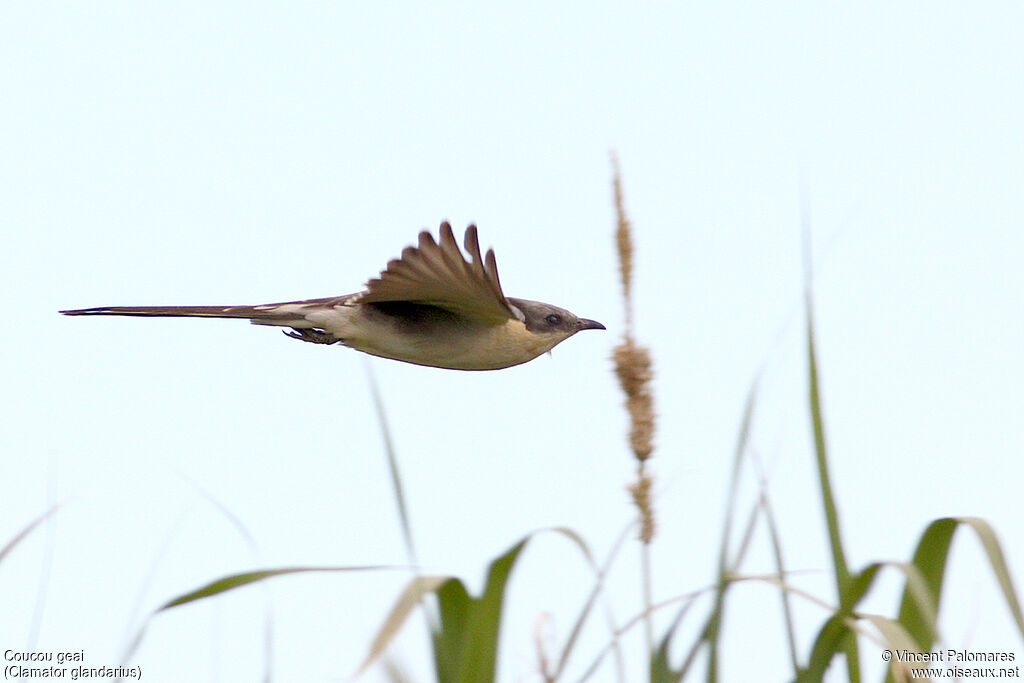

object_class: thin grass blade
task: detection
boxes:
[953,517,1024,636]
[356,575,452,677]
[160,565,396,609]
[365,364,418,567]
[553,524,632,683]
[0,505,60,565]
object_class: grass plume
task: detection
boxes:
[611,153,657,542]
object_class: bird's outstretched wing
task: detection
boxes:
[356,222,519,325]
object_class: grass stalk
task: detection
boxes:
[611,153,658,667]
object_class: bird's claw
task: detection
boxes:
[284,328,340,345]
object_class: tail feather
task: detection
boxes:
[59,299,342,324]
[61,295,351,332]
[60,305,266,319]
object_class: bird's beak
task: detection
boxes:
[577,318,606,331]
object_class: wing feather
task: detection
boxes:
[358,222,516,325]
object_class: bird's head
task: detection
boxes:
[508,298,605,350]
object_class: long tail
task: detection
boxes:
[59,296,344,326]
[60,305,264,319]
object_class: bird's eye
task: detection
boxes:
[545,314,562,326]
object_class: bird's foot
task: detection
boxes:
[284,328,341,345]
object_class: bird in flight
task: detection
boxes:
[61,222,605,370]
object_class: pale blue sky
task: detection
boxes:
[3,2,1023,681]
